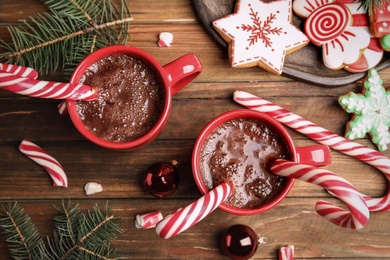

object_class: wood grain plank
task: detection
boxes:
[0,199,388,259]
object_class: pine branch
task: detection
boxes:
[0,203,51,260]
[0,0,132,79]
[0,201,124,260]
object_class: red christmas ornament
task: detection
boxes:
[143,160,179,198]
[221,224,259,260]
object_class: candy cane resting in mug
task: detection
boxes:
[233,90,390,212]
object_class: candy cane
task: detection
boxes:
[0,63,38,79]
[135,211,164,229]
[271,160,369,229]
[279,245,294,260]
[19,139,68,187]
[155,181,233,239]
[0,71,97,101]
[233,90,390,211]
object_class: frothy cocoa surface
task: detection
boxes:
[76,54,164,142]
[200,118,290,209]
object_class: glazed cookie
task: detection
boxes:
[305,3,370,70]
[293,0,335,18]
[343,1,383,72]
[370,1,390,51]
[213,0,309,75]
[338,68,390,152]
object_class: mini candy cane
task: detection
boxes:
[19,139,68,187]
[271,160,369,229]
[0,63,38,79]
[155,181,233,239]
[279,245,294,260]
[57,100,68,116]
[0,71,97,101]
[233,90,390,212]
[135,211,164,229]
[157,32,173,47]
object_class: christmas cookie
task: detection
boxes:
[212,0,309,75]
[343,1,383,72]
[370,1,390,51]
[305,3,370,70]
[293,0,335,18]
[338,68,390,151]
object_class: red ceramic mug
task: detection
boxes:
[192,109,332,216]
[67,45,202,150]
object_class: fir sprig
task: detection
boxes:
[0,201,124,260]
[0,0,132,79]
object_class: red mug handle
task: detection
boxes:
[163,54,202,95]
[296,145,332,166]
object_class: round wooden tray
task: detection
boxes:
[192,0,390,87]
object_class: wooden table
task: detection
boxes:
[1,1,390,259]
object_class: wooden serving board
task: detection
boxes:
[192,0,390,87]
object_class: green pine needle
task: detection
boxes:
[0,0,132,79]
[0,201,124,260]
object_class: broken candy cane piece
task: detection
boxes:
[158,32,173,47]
[279,245,294,260]
[84,182,103,195]
[135,211,163,229]
[57,100,68,115]
[19,139,68,187]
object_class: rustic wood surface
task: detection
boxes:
[1,0,390,259]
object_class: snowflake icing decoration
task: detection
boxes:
[241,8,283,48]
[339,69,390,151]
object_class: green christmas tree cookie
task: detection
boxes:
[339,68,390,152]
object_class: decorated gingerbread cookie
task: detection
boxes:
[212,0,309,75]
[370,1,390,51]
[304,3,370,70]
[293,0,382,72]
[343,1,383,72]
[338,68,390,151]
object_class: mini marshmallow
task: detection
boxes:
[158,32,173,47]
[84,182,103,195]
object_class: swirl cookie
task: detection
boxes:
[213,0,309,75]
[338,69,390,152]
[304,3,370,70]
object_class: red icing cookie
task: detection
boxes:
[304,3,370,70]
[213,0,309,75]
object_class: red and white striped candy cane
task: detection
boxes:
[233,90,390,212]
[155,181,233,239]
[271,160,369,229]
[0,63,38,79]
[19,139,68,187]
[0,71,97,101]
[279,245,294,260]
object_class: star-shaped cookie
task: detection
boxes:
[339,69,390,151]
[213,0,309,75]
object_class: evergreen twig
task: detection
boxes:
[0,0,132,79]
[0,201,124,260]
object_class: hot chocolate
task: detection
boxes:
[76,54,164,142]
[199,118,290,209]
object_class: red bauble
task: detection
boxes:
[221,224,259,260]
[143,161,179,198]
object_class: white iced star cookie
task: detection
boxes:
[339,69,390,151]
[212,0,309,75]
